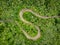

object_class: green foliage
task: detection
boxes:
[0,0,60,45]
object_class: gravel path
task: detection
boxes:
[19,9,60,41]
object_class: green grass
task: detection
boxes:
[0,0,60,45]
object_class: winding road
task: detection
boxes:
[18,9,60,41]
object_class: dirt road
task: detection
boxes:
[19,9,60,41]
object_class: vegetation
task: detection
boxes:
[0,0,60,45]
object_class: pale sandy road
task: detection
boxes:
[19,9,60,41]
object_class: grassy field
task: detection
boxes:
[0,0,60,45]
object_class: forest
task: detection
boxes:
[0,0,60,45]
